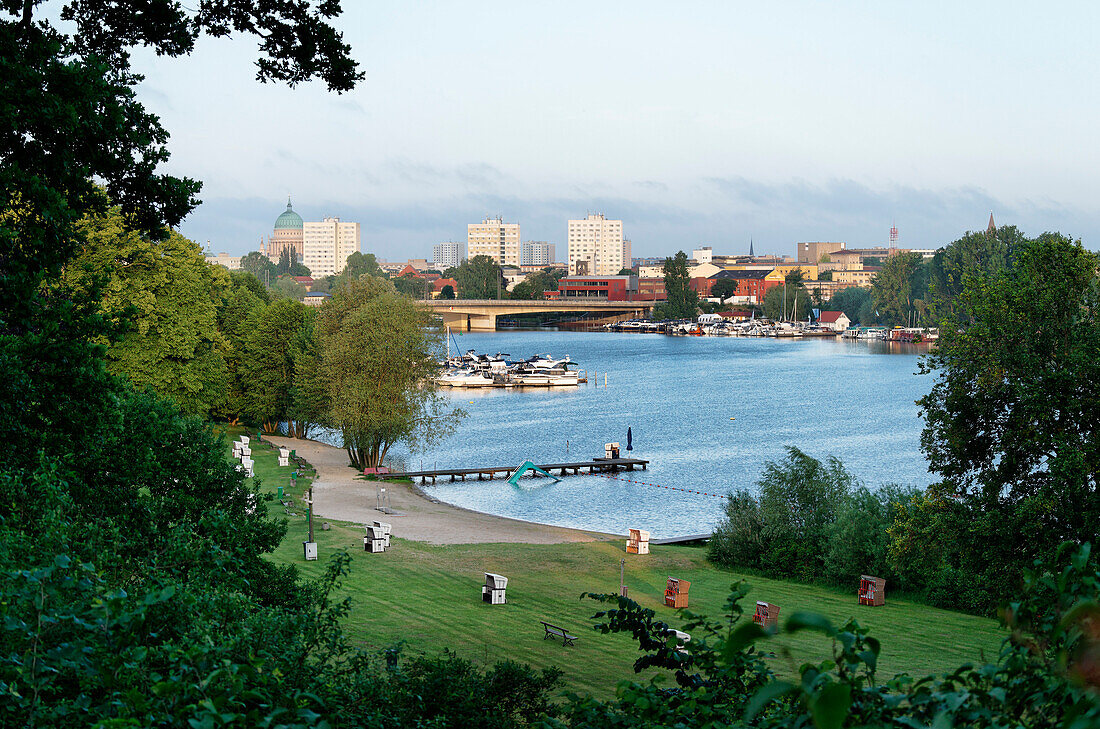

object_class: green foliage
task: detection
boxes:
[711,277,737,301]
[341,251,385,279]
[439,284,456,299]
[918,231,1100,612]
[393,273,429,298]
[710,449,916,591]
[762,283,810,321]
[240,250,277,282]
[618,267,635,275]
[239,298,308,432]
[66,208,229,415]
[270,274,308,300]
[453,255,505,299]
[275,246,311,276]
[315,277,462,469]
[825,286,870,324]
[510,270,559,300]
[926,225,1022,319]
[658,251,698,319]
[870,251,923,326]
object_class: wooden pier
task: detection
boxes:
[378,457,649,484]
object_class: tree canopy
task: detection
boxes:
[452,255,505,299]
[919,231,1100,603]
[65,207,229,415]
[315,277,462,469]
[657,251,698,319]
[510,269,559,299]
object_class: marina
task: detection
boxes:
[604,318,938,342]
[438,348,587,388]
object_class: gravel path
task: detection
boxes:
[266,436,612,545]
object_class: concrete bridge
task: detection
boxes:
[424,299,652,331]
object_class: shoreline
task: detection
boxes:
[265,434,615,545]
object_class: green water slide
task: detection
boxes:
[507,461,561,486]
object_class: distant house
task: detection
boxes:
[433,277,458,298]
[817,310,851,331]
[303,291,330,308]
[293,275,314,291]
[398,264,420,278]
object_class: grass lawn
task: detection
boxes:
[221,426,1007,699]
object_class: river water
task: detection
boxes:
[387,331,935,539]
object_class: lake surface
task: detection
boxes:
[388,331,935,538]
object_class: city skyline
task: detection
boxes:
[126,2,1100,258]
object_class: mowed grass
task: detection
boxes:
[221,427,1007,699]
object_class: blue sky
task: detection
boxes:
[131,1,1100,260]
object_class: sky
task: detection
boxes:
[129,1,1100,261]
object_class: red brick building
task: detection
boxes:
[708,269,782,303]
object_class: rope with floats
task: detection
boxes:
[597,472,727,498]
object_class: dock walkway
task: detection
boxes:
[379,457,649,484]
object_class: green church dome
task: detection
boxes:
[274,198,303,230]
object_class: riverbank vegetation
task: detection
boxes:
[712,231,1100,618]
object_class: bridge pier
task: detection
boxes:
[439,310,496,332]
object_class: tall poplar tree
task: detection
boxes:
[660,251,698,319]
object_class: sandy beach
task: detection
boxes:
[265,435,612,545]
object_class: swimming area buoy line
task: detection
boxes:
[598,472,726,498]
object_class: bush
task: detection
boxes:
[708,490,764,567]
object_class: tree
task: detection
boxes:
[240,251,277,283]
[763,284,810,321]
[239,298,307,432]
[710,278,737,302]
[66,208,229,416]
[341,251,385,279]
[275,246,311,276]
[214,275,268,424]
[270,275,308,300]
[617,267,634,275]
[918,232,1100,607]
[392,273,429,299]
[509,270,558,300]
[658,251,698,319]
[871,251,922,326]
[826,286,871,323]
[927,225,1023,319]
[314,277,462,469]
[453,255,504,299]
[439,284,455,299]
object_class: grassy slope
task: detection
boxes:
[224,427,1006,699]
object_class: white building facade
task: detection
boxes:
[567,214,626,276]
[433,241,467,269]
[205,252,241,270]
[520,241,555,266]
[303,217,361,278]
[468,216,521,266]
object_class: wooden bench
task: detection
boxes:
[540,621,577,647]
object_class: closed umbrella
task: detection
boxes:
[626,427,633,451]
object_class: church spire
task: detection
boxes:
[987,211,996,234]
[749,238,755,257]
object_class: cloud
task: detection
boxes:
[179,176,1100,262]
